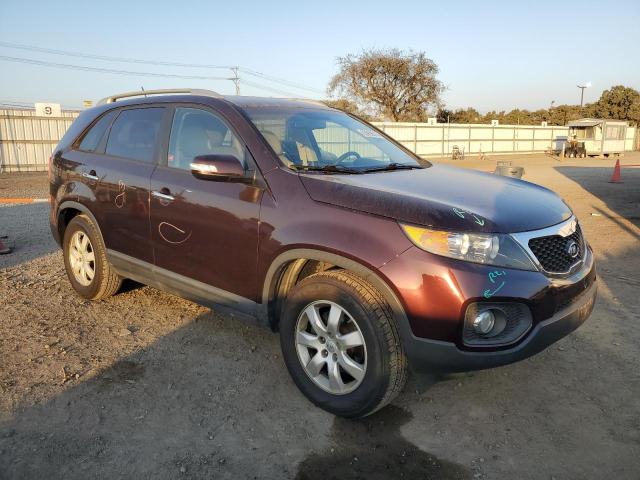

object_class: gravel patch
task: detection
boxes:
[1,155,639,479]
[0,172,49,199]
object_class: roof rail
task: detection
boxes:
[97,88,223,105]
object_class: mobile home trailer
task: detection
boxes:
[567,118,627,157]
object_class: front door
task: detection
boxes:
[149,106,263,302]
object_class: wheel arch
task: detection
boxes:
[56,201,105,248]
[261,248,411,339]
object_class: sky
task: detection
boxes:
[0,0,638,112]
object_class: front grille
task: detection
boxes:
[528,223,584,273]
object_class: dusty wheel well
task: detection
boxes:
[268,259,339,331]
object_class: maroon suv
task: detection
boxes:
[49,89,597,417]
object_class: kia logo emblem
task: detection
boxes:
[566,240,579,258]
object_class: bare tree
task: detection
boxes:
[328,48,444,122]
[321,98,368,119]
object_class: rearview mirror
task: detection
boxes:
[190,154,245,181]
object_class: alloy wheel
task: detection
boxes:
[68,230,95,287]
[295,300,367,395]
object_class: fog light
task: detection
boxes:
[473,310,495,335]
[463,303,531,347]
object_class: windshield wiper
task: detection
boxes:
[290,164,363,174]
[361,162,424,173]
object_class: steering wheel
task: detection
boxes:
[335,151,362,165]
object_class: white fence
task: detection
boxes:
[0,107,638,172]
[0,108,79,172]
[373,121,639,157]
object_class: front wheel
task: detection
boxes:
[279,270,407,417]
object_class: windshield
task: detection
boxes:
[242,107,425,172]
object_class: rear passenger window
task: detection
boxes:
[77,110,117,152]
[106,108,165,162]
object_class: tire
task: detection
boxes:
[63,214,122,300]
[279,270,407,417]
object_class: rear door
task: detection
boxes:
[95,106,168,263]
[149,105,263,301]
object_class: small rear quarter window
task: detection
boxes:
[77,110,117,152]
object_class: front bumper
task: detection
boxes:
[401,272,596,373]
[378,233,597,372]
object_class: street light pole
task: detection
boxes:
[578,85,585,107]
[577,82,591,108]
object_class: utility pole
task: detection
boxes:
[231,66,240,95]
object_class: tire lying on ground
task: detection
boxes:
[279,270,408,418]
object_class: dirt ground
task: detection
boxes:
[1,153,639,479]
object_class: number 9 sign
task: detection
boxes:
[35,102,62,117]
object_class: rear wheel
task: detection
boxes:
[63,215,122,300]
[279,270,407,417]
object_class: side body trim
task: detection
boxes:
[107,250,260,325]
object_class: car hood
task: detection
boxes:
[299,164,572,233]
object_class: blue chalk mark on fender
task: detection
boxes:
[484,270,507,298]
[453,207,466,218]
[488,270,506,284]
[452,207,486,227]
[483,281,505,298]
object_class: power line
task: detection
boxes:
[0,41,233,69]
[240,68,324,94]
[0,41,323,93]
[240,79,299,97]
[0,54,304,98]
[0,55,233,81]
[0,55,301,96]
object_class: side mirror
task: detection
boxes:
[190,154,246,181]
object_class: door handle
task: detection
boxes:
[82,170,98,181]
[152,189,175,202]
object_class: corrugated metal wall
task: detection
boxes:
[372,122,638,157]
[0,108,79,172]
[0,107,637,172]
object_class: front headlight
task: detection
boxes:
[400,223,538,271]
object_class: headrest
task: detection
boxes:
[179,124,210,158]
[261,130,282,155]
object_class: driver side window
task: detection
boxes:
[168,107,244,171]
